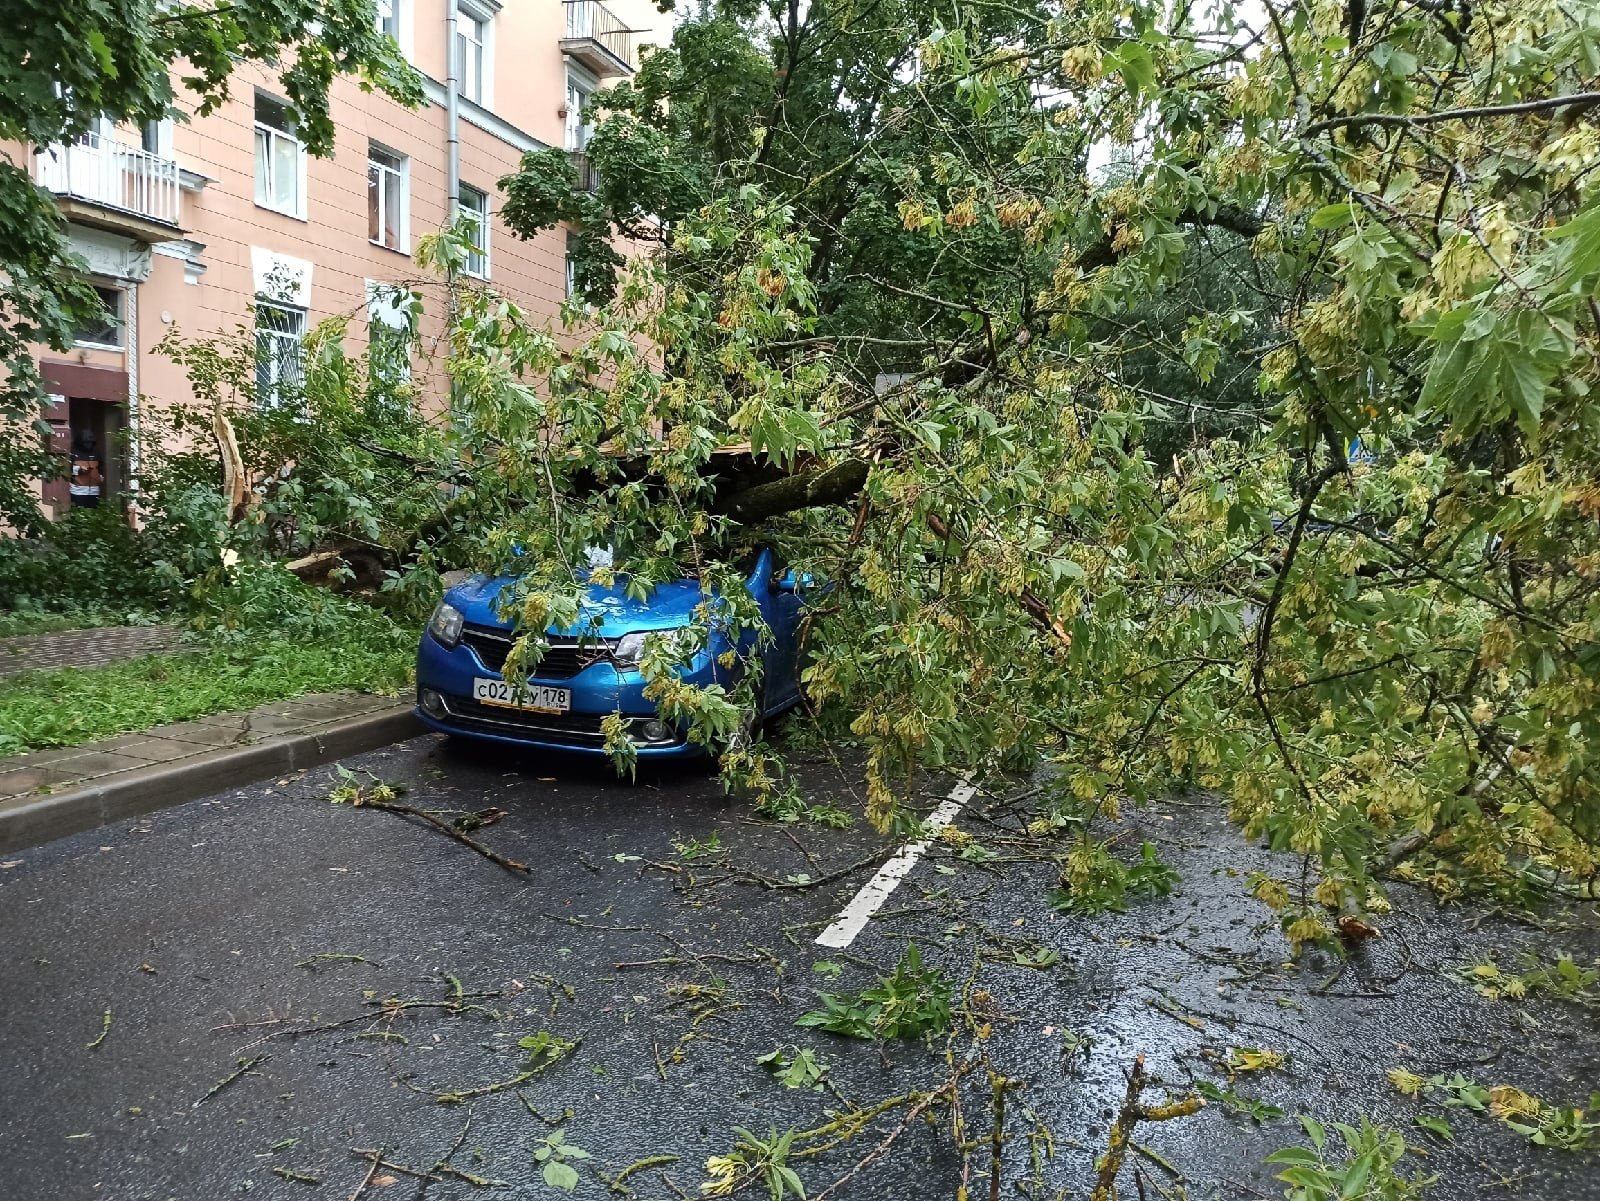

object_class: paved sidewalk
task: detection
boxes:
[0,624,187,680]
[0,691,421,852]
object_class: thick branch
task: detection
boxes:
[716,459,869,524]
[1302,91,1600,138]
[1078,204,1263,270]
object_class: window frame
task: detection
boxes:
[374,0,413,59]
[254,299,308,410]
[454,0,495,107]
[253,93,307,220]
[140,117,174,160]
[367,142,409,253]
[73,285,125,350]
[458,184,490,279]
[366,281,417,411]
[565,231,578,300]
[565,70,596,152]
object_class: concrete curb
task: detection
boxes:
[0,708,424,855]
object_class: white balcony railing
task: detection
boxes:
[564,0,634,72]
[35,132,180,228]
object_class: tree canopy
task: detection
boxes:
[479,0,1600,934]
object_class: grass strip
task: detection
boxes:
[0,638,411,756]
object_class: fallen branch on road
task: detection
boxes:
[434,1033,582,1103]
[723,848,885,891]
[360,798,533,875]
[349,1148,441,1184]
[1089,1055,1204,1201]
[601,1154,683,1198]
[346,1150,384,1201]
[327,769,530,876]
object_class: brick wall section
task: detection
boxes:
[0,626,186,681]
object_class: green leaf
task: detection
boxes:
[542,1159,580,1190]
[1499,346,1546,436]
[1301,1116,1327,1151]
[1309,202,1357,230]
[1415,1114,1453,1140]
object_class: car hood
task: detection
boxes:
[446,573,708,637]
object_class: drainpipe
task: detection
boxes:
[446,2,461,219]
[125,279,140,523]
[444,0,462,414]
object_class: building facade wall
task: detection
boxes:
[16,0,661,520]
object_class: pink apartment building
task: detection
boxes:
[22,0,659,517]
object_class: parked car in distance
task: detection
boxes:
[415,547,808,759]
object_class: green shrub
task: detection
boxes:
[0,506,182,617]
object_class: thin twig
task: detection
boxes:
[813,1082,957,1201]
[603,1155,682,1197]
[347,1144,385,1201]
[727,849,884,890]
[350,1148,442,1183]
[354,797,531,875]
[86,1008,112,1050]
[193,1054,269,1108]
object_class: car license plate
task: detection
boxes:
[472,677,570,713]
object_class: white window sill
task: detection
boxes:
[256,200,308,222]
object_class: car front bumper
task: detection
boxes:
[414,629,715,759]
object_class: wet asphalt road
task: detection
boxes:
[2,732,1598,1201]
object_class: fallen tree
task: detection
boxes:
[143,0,1600,936]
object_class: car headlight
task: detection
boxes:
[429,601,465,648]
[613,628,689,668]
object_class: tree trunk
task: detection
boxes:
[715,458,869,524]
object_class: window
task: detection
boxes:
[140,118,172,159]
[254,301,306,408]
[374,0,412,58]
[565,231,579,300]
[565,76,593,152]
[253,94,305,218]
[367,144,407,251]
[459,184,489,278]
[73,286,124,349]
[367,283,415,414]
[455,2,493,105]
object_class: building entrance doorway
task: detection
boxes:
[66,397,125,509]
[38,362,130,519]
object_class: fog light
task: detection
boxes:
[641,719,670,742]
[420,688,446,717]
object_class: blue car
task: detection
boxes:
[415,547,808,759]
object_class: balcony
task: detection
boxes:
[569,150,599,193]
[561,0,635,76]
[34,132,181,241]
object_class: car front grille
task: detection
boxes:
[459,624,615,680]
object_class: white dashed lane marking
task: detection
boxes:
[814,777,978,950]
